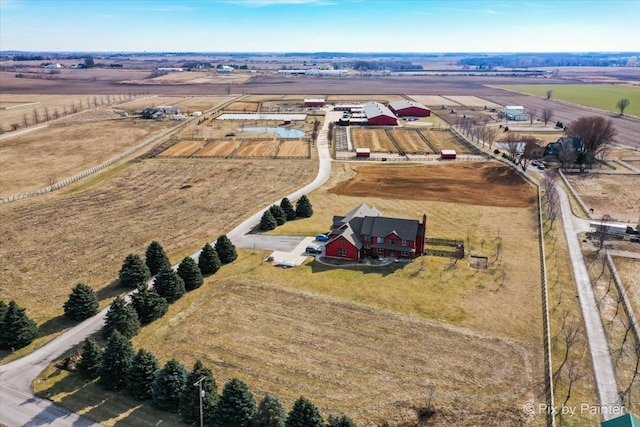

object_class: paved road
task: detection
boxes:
[0,110,337,427]
[557,186,622,420]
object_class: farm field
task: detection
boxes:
[117,96,188,112]
[351,128,397,152]
[172,95,236,112]
[0,118,177,198]
[402,111,450,128]
[277,139,310,157]
[389,129,431,153]
[194,140,238,157]
[233,139,279,157]
[131,71,252,85]
[420,129,476,154]
[407,95,460,107]
[442,95,501,108]
[564,174,640,222]
[225,101,260,111]
[0,158,316,357]
[499,84,640,117]
[159,140,204,157]
[326,94,405,103]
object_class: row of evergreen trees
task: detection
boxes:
[260,196,313,231]
[77,333,355,426]
[0,300,38,350]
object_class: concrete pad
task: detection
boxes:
[269,236,319,266]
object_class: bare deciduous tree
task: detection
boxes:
[543,171,560,229]
[553,314,581,387]
[23,114,28,128]
[32,109,39,124]
[11,122,20,131]
[616,98,630,116]
[529,108,536,125]
[566,116,617,167]
[541,107,554,126]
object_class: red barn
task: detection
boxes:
[389,100,431,117]
[325,204,427,261]
[440,149,457,159]
[363,101,397,126]
[304,98,325,108]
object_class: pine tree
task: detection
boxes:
[285,396,324,427]
[146,241,171,276]
[127,348,159,400]
[153,359,187,413]
[327,415,357,427]
[259,210,278,231]
[254,394,286,427]
[211,378,256,427]
[280,198,297,221]
[269,205,287,226]
[103,296,140,339]
[215,235,237,264]
[63,283,99,321]
[119,254,150,288]
[153,266,186,304]
[0,300,9,321]
[295,195,313,218]
[198,243,222,275]
[77,338,103,380]
[180,360,218,425]
[99,331,134,391]
[177,256,203,291]
[130,287,168,324]
[0,300,38,350]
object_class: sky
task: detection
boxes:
[0,0,639,53]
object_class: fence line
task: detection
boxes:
[557,170,592,219]
[605,252,640,346]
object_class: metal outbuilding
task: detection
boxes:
[363,101,398,126]
[389,100,431,117]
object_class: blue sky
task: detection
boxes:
[0,0,639,52]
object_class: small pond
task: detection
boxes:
[238,127,305,138]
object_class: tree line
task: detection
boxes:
[259,196,313,231]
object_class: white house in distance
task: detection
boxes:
[217,65,235,73]
[500,105,529,121]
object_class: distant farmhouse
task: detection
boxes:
[500,105,529,121]
[544,137,583,157]
[217,65,235,73]
[389,100,431,117]
[325,204,427,261]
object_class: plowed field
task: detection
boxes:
[351,128,396,152]
[160,140,204,157]
[277,139,310,157]
[390,129,430,153]
[234,140,279,157]
[196,140,237,157]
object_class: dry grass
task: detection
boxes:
[117,96,186,112]
[277,139,310,157]
[408,95,460,107]
[234,140,279,157]
[0,158,316,357]
[390,129,431,153]
[564,174,640,223]
[226,101,260,112]
[351,128,396,152]
[442,96,501,108]
[195,140,238,157]
[420,129,475,154]
[172,95,237,112]
[612,256,640,327]
[326,95,405,103]
[0,118,177,197]
[159,140,205,157]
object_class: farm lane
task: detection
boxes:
[557,185,622,420]
[0,110,338,427]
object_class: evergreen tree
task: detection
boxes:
[0,300,38,350]
[146,241,171,276]
[211,378,256,427]
[153,266,186,304]
[127,348,160,400]
[198,243,222,275]
[63,283,99,321]
[285,396,324,427]
[328,415,357,427]
[215,235,237,264]
[0,300,9,321]
[177,256,203,291]
[269,205,287,226]
[180,360,218,425]
[153,359,187,413]
[103,296,140,339]
[280,197,297,221]
[130,287,168,324]
[254,394,286,427]
[259,210,278,231]
[119,254,150,288]
[99,331,134,391]
[295,195,313,218]
[77,338,103,380]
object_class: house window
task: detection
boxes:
[401,251,409,257]
[377,248,384,254]
[365,235,370,242]
[376,237,384,244]
[402,240,408,246]
[364,244,370,249]
[390,239,396,245]
[338,249,347,256]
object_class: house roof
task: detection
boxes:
[363,101,396,120]
[389,100,430,111]
[502,109,528,117]
[361,216,420,241]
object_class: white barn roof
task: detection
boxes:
[389,100,429,111]
[363,101,396,120]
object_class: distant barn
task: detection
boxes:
[304,98,325,107]
[362,101,397,126]
[389,100,431,117]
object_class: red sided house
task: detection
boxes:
[325,204,426,261]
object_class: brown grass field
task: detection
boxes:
[351,128,397,152]
[0,118,177,198]
[277,139,310,157]
[420,129,475,154]
[171,95,236,112]
[564,174,640,222]
[234,140,279,157]
[117,96,187,112]
[389,129,431,153]
[225,101,260,112]
[159,140,205,157]
[0,158,316,359]
[408,95,460,107]
[326,95,405,103]
[613,256,640,324]
[442,95,501,108]
[194,140,238,157]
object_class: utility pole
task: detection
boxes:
[194,376,206,427]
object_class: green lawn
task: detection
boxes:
[499,84,640,117]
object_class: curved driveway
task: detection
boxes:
[0,110,337,427]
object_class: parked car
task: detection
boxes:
[315,234,328,242]
[537,164,546,170]
[306,246,322,254]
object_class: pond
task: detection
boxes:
[238,127,305,138]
